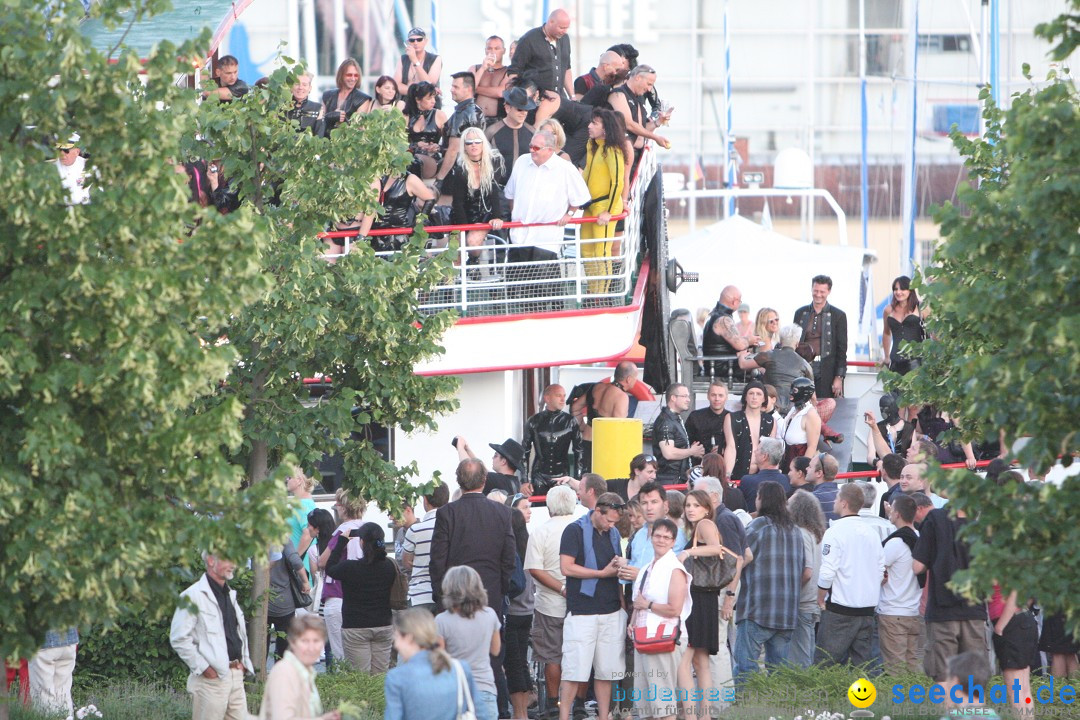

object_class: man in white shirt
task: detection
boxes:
[54,134,90,205]
[877,494,925,674]
[855,481,895,542]
[503,130,591,310]
[815,483,885,666]
[523,485,579,711]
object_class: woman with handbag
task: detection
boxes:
[325,523,397,673]
[385,608,479,720]
[629,518,691,720]
[676,491,737,719]
[268,539,309,661]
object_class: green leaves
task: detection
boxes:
[896,68,1080,635]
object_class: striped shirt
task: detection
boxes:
[737,516,804,630]
[402,509,439,606]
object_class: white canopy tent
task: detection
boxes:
[669,215,878,359]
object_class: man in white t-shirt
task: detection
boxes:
[54,134,90,205]
[877,494,925,674]
[502,130,591,310]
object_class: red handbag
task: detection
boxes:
[632,622,680,654]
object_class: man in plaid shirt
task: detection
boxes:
[733,481,809,686]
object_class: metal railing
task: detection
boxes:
[319,145,660,318]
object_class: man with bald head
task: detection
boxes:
[571,361,639,473]
[508,9,574,99]
[522,384,583,495]
[899,463,947,508]
[702,285,760,381]
[573,50,629,105]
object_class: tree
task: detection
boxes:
[897,68,1080,632]
[1,0,458,675]
[191,70,458,670]
[1035,0,1080,60]
[0,0,288,661]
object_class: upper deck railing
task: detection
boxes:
[320,145,660,319]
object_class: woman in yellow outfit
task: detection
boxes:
[581,108,628,297]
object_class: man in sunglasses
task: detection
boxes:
[54,134,90,205]
[396,26,442,96]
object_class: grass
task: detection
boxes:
[7,667,386,720]
[8,664,1069,720]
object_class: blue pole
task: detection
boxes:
[989,0,1000,105]
[906,0,920,270]
[860,77,869,250]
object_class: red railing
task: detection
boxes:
[319,212,630,242]
[523,459,1000,504]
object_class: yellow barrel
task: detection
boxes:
[591,418,644,480]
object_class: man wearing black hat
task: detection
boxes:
[453,435,523,496]
[485,86,536,185]
[396,26,442,96]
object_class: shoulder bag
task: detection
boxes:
[686,534,739,592]
[389,558,409,611]
[631,562,680,655]
[286,558,313,610]
[452,659,477,720]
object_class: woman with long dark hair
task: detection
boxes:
[359,75,405,113]
[699,452,745,512]
[325,522,397,673]
[318,58,370,135]
[881,275,926,375]
[581,108,628,297]
[404,82,447,179]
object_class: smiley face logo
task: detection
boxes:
[848,677,876,708]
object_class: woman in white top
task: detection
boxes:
[629,517,692,720]
[781,377,821,473]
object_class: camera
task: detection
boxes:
[209,164,219,174]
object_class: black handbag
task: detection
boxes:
[687,536,739,592]
[286,557,313,609]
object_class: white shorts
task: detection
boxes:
[561,610,627,682]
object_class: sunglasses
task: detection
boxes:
[408,37,424,43]
[596,501,627,512]
[509,493,530,507]
[529,145,550,151]
[464,139,483,146]
[642,455,656,463]
[344,73,359,78]
[61,147,78,153]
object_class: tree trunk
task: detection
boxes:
[246,437,271,679]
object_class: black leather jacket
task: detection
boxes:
[522,409,582,491]
[445,98,487,143]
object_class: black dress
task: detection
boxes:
[370,175,419,251]
[887,314,925,374]
[685,537,720,655]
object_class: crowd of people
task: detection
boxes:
[153,12,672,301]
[27,12,1076,720]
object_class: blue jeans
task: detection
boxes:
[787,610,819,669]
[475,689,498,720]
[734,619,793,686]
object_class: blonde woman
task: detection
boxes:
[447,126,506,228]
[753,307,780,351]
[535,117,572,163]
[385,608,478,720]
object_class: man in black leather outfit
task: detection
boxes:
[522,384,583,496]
[435,71,487,185]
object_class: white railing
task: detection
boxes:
[321,144,660,318]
